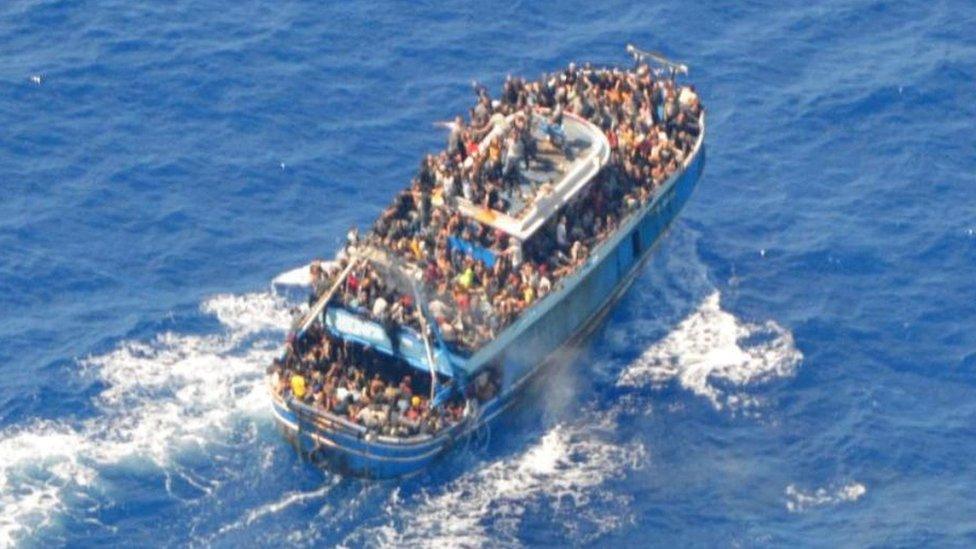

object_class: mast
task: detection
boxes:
[354,246,452,401]
[625,44,689,81]
[410,279,440,402]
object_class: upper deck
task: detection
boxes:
[296,56,704,367]
[449,112,611,241]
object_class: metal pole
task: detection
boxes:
[297,258,360,333]
[410,279,439,402]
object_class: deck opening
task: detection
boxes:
[631,230,642,258]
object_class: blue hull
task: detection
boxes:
[272,140,706,478]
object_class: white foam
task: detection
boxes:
[201,292,291,334]
[785,482,866,512]
[215,480,339,538]
[0,291,290,546]
[0,424,89,547]
[617,291,802,411]
[359,421,646,547]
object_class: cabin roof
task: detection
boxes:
[449,112,611,241]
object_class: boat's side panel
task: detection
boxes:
[270,397,453,478]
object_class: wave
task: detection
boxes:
[785,482,866,512]
[351,415,646,547]
[213,479,341,540]
[617,290,803,411]
[0,291,290,547]
[0,230,802,546]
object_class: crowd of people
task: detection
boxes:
[273,61,703,435]
[270,323,467,437]
[320,61,702,352]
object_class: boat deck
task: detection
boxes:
[500,116,601,217]
[454,113,611,241]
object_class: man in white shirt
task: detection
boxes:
[507,237,523,268]
[556,215,569,250]
[372,296,389,319]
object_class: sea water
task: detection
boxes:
[1,0,974,546]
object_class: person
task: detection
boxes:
[456,264,475,289]
[570,240,588,264]
[406,396,423,420]
[447,115,465,158]
[474,371,497,401]
[506,237,523,269]
[542,104,567,152]
[383,383,400,404]
[502,133,524,182]
[538,271,552,295]
[372,295,389,319]
[275,369,289,395]
[398,375,413,397]
[357,404,387,430]
[679,85,698,111]
[383,314,402,356]
[369,373,385,399]
[333,393,351,415]
[471,105,508,141]
[441,168,457,205]
[556,216,569,250]
[290,373,307,400]
[309,260,322,284]
[474,94,489,123]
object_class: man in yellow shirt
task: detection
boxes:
[291,374,307,399]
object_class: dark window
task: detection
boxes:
[631,230,641,258]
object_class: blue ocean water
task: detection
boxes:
[1,0,974,545]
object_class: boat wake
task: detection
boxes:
[617,290,803,411]
[594,226,804,413]
[213,478,341,540]
[0,291,291,546]
[351,416,647,547]
[0,235,802,545]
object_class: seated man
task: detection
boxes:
[356,404,388,430]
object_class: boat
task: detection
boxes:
[267,45,706,478]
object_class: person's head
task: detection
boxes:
[411,396,422,408]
